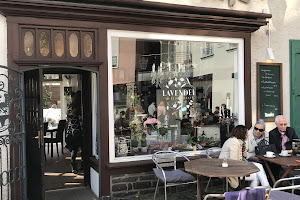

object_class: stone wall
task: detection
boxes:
[111,170,224,200]
[111,170,198,200]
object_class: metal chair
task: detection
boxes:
[205,147,225,192]
[152,150,197,200]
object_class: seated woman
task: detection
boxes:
[245,119,269,162]
[219,125,270,189]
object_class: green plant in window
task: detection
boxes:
[186,134,197,146]
[43,85,52,109]
[131,139,139,148]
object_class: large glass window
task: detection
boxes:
[108,30,244,162]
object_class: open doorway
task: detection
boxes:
[42,72,84,190]
[24,67,100,200]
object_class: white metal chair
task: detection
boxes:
[152,150,197,200]
[205,147,225,192]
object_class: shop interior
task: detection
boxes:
[42,73,84,191]
[112,37,238,158]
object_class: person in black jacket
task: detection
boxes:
[269,115,298,181]
[269,115,298,154]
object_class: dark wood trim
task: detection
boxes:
[82,71,93,186]
[244,34,252,129]
[0,0,271,33]
[14,60,103,66]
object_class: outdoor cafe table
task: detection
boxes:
[257,154,300,184]
[184,158,259,200]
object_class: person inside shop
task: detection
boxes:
[245,119,269,162]
[157,101,167,124]
[148,101,156,117]
[213,111,219,123]
[169,110,179,126]
[269,115,298,180]
[219,125,270,189]
[214,106,220,113]
[66,91,84,174]
[115,111,129,131]
[45,104,61,127]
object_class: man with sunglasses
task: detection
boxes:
[245,119,269,162]
[269,115,298,180]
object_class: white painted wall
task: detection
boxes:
[0,13,9,200]
[0,14,7,66]
[145,0,299,132]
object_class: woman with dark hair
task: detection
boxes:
[219,125,269,189]
[66,91,84,173]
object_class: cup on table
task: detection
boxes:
[281,150,289,156]
[266,151,274,157]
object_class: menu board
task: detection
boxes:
[257,63,282,122]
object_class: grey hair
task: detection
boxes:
[255,119,265,127]
[275,115,286,124]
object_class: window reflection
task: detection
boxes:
[55,33,64,57]
[69,33,79,57]
[112,37,238,158]
[24,31,34,56]
[39,32,50,56]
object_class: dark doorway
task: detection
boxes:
[25,67,99,200]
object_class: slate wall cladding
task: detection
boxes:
[110,170,224,200]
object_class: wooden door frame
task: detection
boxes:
[22,66,101,198]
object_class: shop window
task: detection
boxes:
[83,34,93,58]
[69,33,79,57]
[24,31,34,56]
[108,30,244,162]
[39,31,50,56]
[55,32,64,57]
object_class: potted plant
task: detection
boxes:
[147,145,152,154]
[140,137,147,153]
[186,134,197,150]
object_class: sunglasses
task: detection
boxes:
[254,127,264,132]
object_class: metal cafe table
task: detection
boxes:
[257,154,300,184]
[184,158,259,200]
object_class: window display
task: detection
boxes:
[108,31,243,162]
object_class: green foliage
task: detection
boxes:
[186,134,197,145]
[198,136,209,143]
[131,139,139,147]
[43,85,52,109]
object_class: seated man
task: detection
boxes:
[269,115,298,180]
[245,119,269,162]
[270,115,298,154]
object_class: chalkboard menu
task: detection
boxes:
[257,63,282,122]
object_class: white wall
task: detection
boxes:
[0,13,9,200]
[0,14,7,66]
[145,0,299,132]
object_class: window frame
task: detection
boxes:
[107,29,245,163]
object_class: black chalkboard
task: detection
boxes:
[257,63,282,122]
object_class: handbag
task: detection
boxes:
[65,133,73,151]
[255,139,277,155]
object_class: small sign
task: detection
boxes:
[112,56,118,68]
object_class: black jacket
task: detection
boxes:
[269,127,298,153]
